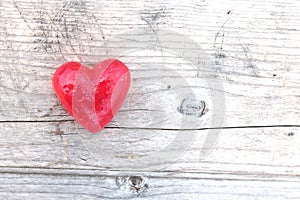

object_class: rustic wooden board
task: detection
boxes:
[0,0,300,199]
[1,169,300,199]
[1,122,300,173]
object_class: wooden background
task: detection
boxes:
[0,0,300,199]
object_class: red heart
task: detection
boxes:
[52,59,130,133]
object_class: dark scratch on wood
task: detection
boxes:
[140,6,171,53]
[213,16,231,65]
[239,42,260,76]
[12,1,33,31]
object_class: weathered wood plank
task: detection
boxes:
[1,122,300,176]
[0,0,299,129]
[1,169,300,199]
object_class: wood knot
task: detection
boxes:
[116,175,148,194]
[177,97,208,117]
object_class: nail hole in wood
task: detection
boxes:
[288,132,295,136]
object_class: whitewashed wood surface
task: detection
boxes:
[0,0,300,199]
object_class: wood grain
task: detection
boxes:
[0,0,299,198]
[1,169,300,199]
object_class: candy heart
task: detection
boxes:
[52,59,130,133]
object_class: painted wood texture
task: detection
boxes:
[0,0,299,199]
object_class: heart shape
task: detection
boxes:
[52,59,130,133]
